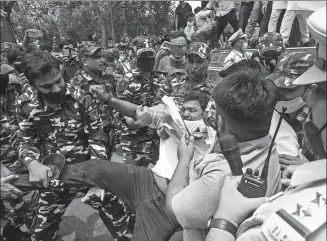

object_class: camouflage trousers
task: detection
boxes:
[28,187,135,241]
[2,168,135,241]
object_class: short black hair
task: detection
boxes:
[184,91,210,111]
[213,73,278,137]
[219,59,268,78]
[21,51,60,84]
[194,7,202,14]
[7,48,20,64]
[170,30,188,42]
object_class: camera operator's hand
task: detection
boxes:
[214,176,267,228]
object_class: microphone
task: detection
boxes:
[219,135,244,176]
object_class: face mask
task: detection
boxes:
[275,97,305,113]
[184,119,206,133]
[46,88,66,104]
[303,121,327,159]
[137,58,155,73]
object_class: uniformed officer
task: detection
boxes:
[120,37,166,167]
[224,29,250,69]
[70,42,136,241]
[206,7,327,241]
[14,50,133,241]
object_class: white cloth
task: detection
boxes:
[272,1,288,10]
[151,137,178,180]
[223,49,248,69]
[269,111,300,156]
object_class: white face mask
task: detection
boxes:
[275,97,306,113]
[184,119,206,133]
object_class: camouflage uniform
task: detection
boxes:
[1,67,34,241]
[120,69,166,167]
[71,41,135,240]
[16,83,133,241]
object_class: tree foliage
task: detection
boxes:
[9,1,174,50]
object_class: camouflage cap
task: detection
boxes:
[267,52,315,89]
[188,42,210,59]
[77,41,102,56]
[258,32,284,58]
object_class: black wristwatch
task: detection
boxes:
[207,217,237,238]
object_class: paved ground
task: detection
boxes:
[58,151,182,241]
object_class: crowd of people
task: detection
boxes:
[0,1,326,241]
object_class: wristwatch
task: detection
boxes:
[207,216,237,238]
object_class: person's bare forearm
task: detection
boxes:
[165,156,191,221]
[106,98,137,119]
[125,117,146,130]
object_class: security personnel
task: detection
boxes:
[224,29,250,69]
[120,37,166,167]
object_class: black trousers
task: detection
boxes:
[213,8,239,47]
[238,1,254,32]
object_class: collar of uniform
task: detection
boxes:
[81,70,95,82]
[238,134,270,155]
